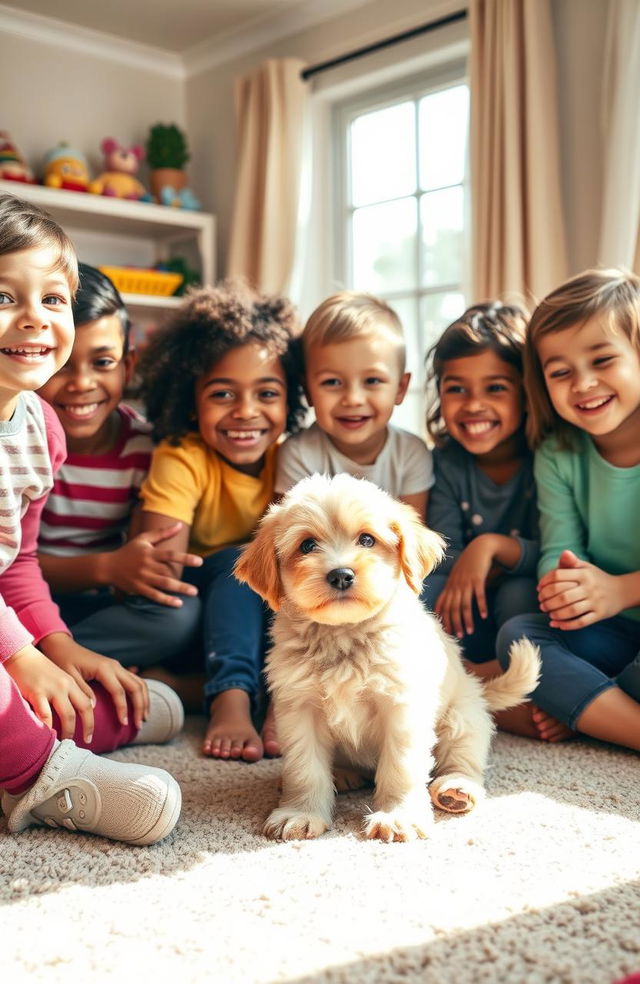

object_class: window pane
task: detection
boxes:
[387,295,419,378]
[421,291,466,352]
[352,198,417,293]
[350,102,416,207]
[420,187,464,288]
[419,85,469,190]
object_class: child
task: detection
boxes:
[37,263,202,670]
[0,192,181,844]
[421,303,539,665]
[274,290,433,514]
[497,269,640,749]
[134,282,306,762]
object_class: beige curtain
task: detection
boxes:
[469,0,567,306]
[227,58,308,294]
[598,0,640,270]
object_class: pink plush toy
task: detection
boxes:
[89,138,152,201]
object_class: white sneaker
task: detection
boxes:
[131,679,184,746]
[1,739,181,845]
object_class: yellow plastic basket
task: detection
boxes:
[99,266,183,296]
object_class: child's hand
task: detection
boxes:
[4,643,96,742]
[105,523,203,606]
[39,633,150,730]
[537,549,622,629]
[434,535,497,638]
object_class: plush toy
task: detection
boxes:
[43,142,90,192]
[159,186,201,210]
[0,132,36,184]
[89,138,153,201]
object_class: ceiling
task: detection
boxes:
[0,0,335,54]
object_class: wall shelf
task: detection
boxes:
[0,179,216,317]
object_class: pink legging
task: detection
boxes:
[0,662,139,796]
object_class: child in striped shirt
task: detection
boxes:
[0,192,181,845]
[38,263,202,673]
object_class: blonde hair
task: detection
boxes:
[303,291,406,370]
[0,192,78,294]
[524,268,640,449]
[425,302,528,446]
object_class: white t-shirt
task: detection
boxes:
[275,422,434,498]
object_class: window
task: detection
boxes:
[333,64,470,434]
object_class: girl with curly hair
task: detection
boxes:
[135,281,305,763]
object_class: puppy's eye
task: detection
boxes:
[358,533,376,548]
[299,537,317,554]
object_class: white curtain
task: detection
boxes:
[597,0,640,269]
[227,58,308,294]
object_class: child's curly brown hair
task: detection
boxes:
[135,280,306,444]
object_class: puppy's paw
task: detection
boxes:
[263,808,329,841]
[363,809,433,843]
[430,773,484,814]
[333,766,371,793]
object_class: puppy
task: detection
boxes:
[235,474,540,843]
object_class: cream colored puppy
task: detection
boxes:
[236,474,540,843]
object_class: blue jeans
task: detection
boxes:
[421,571,538,663]
[182,546,270,710]
[496,612,640,728]
[59,590,201,670]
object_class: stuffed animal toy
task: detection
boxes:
[0,132,36,184]
[43,142,90,192]
[89,138,152,201]
[159,186,201,210]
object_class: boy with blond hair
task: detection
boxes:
[275,291,433,515]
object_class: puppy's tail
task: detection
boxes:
[482,638,541,712]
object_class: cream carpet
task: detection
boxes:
[2,717,639,984]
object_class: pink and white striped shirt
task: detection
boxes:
[0,392,68,661]
[39,404,153,557]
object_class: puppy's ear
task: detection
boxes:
[391,506,446,594]
[234,509,283,611]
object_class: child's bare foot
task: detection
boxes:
[531,707,575,742]
[495,702,575,742]
[494,701,544,739]
[202,689,263,762]
[261,701,280,758]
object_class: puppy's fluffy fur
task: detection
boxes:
[236,474,540,843]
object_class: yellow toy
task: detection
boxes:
[89,138,152,201]
[43,142,90,192]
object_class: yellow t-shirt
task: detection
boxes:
[139,434,277,557]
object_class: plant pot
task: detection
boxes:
[149,168,186,203]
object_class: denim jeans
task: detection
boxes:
[496,612,640,728]
[60,589,201,669]
[421,571,538,663]
[183,546,270,710]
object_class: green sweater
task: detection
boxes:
[535,432,640,621]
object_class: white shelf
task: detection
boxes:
[0,179,216,317]
[121,293,184,313]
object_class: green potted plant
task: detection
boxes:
[146,123,190,202]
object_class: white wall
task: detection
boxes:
[0,32,186,186]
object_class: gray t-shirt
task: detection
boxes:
[275,422,434,499]
[428,440,539,576]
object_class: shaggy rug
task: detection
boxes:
[2,716,639,984]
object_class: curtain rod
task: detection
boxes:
[300,9,467,81]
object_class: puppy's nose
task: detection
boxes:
[326,567,355,591]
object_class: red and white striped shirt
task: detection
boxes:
[39,404,153,557]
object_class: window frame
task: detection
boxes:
[331,59,470,432]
